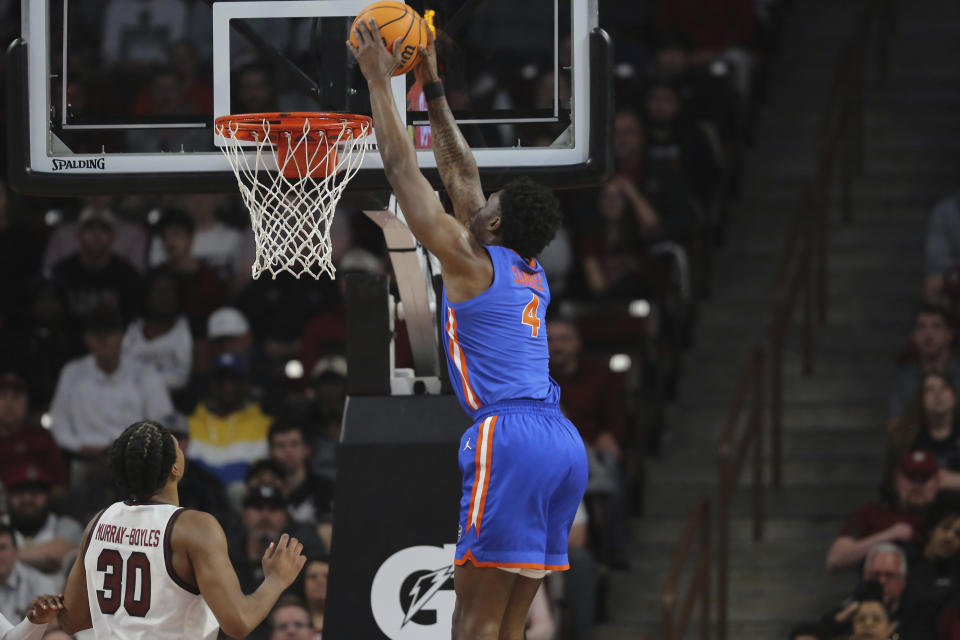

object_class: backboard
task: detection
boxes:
[8,0,612,196]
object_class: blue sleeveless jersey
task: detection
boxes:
[441,245,561,418]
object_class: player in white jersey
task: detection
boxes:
[58,420,306,639]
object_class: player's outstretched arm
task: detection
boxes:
[413,29,485,226]
[177,511,305,639]
[348,19,489,285]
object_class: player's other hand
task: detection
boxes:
[414,27,440,86]
[261,533,307,587]
[348,18,404,82]
[27,594,64,624]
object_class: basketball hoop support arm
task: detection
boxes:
[363,209,441,381]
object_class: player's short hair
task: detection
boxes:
[110,421,177,503]
[497,176,562,261]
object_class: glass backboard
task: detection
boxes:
[8,0,611,195]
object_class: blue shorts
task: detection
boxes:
[455,399,589,571]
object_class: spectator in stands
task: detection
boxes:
[43,196,149,274]
[233,63,275,115]
[49,308,174,479]
[130,66,191,117]
[168,40,213,113]
[650,0,757,100]
[0,524,59,622]
[149,194,243,282]
[228,485,325,597]
[888,305,960,422]
[122,270,192,393]
[182,306,264,413]
[187,351,271,502]
[642,79,717,242]
[99,0,187,67]
[302,557,328,635]
[267,421,335,538]
[822,548,906,638]
[245,459,287,494]
[3,464,80,576]
[268,596,314,640]
[922,189,960,306]
[132,41,212,116]
[580,177,662,300]
[0,373,68,492]
[205,306,256,371]
[124,69,210,153]
[899,496,960,640]
[826,451,940,571]
[236,269,337,401]
[651,32,739,149]
[850,598,896,640]
[885,373,960,492]
[51,208,143,323]
[548,316,629,567]
[154,207,227,337]
[303,357,349,483]
[13,277,80,407]
[548,317,628,456]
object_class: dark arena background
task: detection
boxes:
[1,0,960,639]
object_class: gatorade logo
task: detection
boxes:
[370,544,457,640]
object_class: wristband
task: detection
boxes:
[423,81,445,102]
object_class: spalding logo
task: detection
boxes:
[370,544,456,640]
[51,158,106,171]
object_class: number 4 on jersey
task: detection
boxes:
[522,294,541,338]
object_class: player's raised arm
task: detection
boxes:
[348,19,490,286]
[175,510,305,639]
[413,29,486,226]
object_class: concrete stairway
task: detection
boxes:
[592,0,960,637]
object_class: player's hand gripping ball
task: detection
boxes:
[349,1,429,76]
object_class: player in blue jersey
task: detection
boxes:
[350,23,589,639]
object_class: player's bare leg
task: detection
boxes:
[498,574,544,640]
[452,564,517,639]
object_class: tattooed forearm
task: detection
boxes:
[427,95,486,225]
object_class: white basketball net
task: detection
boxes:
[216,116,371,280]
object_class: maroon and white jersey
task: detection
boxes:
[83,502,219,639]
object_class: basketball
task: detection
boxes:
[350,1,428,76]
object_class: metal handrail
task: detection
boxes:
[660,496,711,640]
[715,346,765,640]
[768,0,888,488]
[657,1,897,637]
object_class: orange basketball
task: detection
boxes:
[350,1,428,76]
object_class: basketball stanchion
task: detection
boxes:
[215,112,372,280]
